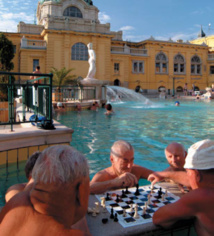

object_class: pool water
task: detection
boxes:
[1,98,214,207]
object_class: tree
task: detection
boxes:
[0,33,14,71]
[50,67,82,91]
[0,33,15,101]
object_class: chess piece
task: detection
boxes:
[95,202,100,213]
[129,204,133,212]
[100,197,106,207]
[147,194,151,205]
[144,202,148,210]
[133,205,140,219]
[121,190,126,198]
[165,190,168,197]
[143,206,146,215]
[114,213,118,222]
[157,187,163,198]
[105,193,111,201]
[92,208,97,217]
[125,186,130,194]
[162,193,165,201]
[134,183,140,196]
[110,207,114,219]
[87,207,93,213]
[116,194,120,203]
[123,209,127,217]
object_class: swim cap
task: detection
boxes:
[184,139,214,170]
[175,101,180,104]
[57,102,62,107]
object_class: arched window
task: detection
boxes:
[174,54,185,74]
[114,79,120,86]
[156,53,168,73]
[176,86,183,92]
[71,43,88,61]
[158,86,166,92]
[191,55,201,74]
[63,6,83,18]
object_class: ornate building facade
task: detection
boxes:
[2,0,214,93]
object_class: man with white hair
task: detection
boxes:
[148,139,214,236]
[0,145,91,236]
[90,140,153,194]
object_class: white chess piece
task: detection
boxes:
[143,207,146,215]
[144,202,148,210]
[95,202,100,213]
[162,193,165,201]
[100,197,105,207]
[92,208,97,217]
[147,194,151,205]
[123,209,127,217]
[165,190,168,197]
[133,205,140,219]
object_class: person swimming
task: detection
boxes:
[175,101,180,106]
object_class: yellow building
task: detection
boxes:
[2,0,213,94]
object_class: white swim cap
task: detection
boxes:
[57,102,62,107]
[184,139,214,170]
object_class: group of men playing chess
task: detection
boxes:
[0,139,214,236]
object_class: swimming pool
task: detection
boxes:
[54,99,214,178]
[1,98,214,207]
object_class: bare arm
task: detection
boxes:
[133,165,154,179]
[153,190,197,228]
[148,171,190,187]
[90,171,137,194]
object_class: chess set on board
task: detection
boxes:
[88,184,180,228]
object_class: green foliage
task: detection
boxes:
[0,33,15,101]
[50,67,82,90]
[0,33,14,71]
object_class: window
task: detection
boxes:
[155,53,168,73]
[13,45,16,54]
[132,61,144,73]
[63,7,83,18]
[210,66,214,74]
[191,55,201,75]
[33,59,39,71]
[71,43,88,61]
[174,54,185,74]
[114,63,120,74]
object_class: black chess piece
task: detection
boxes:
[121,190,126,198]
[110,207,114,219]
[157,187,163,198]
[116,194,120,203]
[114,213,118,222]
[105,192,110,201]
[134,183,140,196]
[125,186,130,194]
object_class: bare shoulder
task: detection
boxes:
[131,164,153,179]
[5,183,27,202]
[90,167,113,183]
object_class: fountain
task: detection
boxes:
[106,86,152,105]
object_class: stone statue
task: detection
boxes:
[86,43,96,79]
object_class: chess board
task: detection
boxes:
[95,184,180,228]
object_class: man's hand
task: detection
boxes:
[113,172,138,188]
[148,172,164,185]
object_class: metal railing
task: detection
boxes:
[111,46,147,56]
[0,71,54,131]
[52,86,96,102]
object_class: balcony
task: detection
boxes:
[111,46,147,56]
[21,36,47,49]
[208,54,214,61]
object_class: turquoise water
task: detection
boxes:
[1,98,214,207]
[55,99,214,178]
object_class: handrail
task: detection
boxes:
[0,71,54,131]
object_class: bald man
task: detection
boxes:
[164,142,187,171]
[90,140,153,194]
